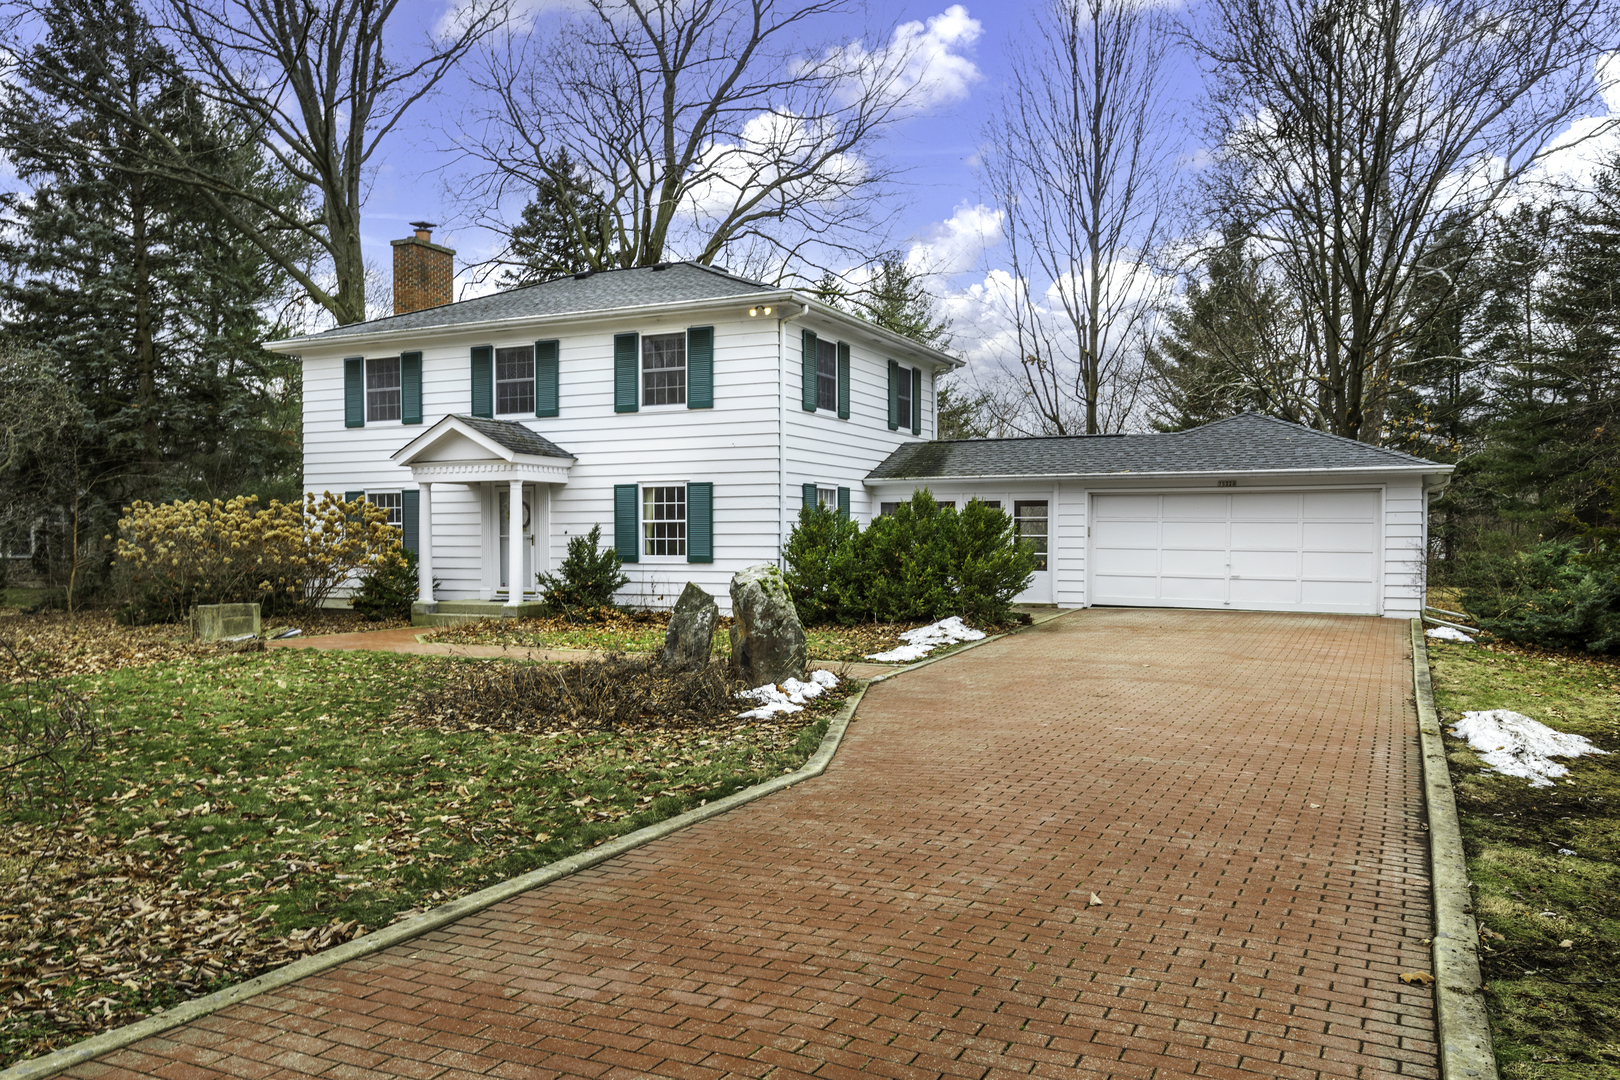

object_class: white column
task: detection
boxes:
[535,484,552,578]
[418,482,434,605]
[507,478,524,607]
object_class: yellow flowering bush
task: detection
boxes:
[114,492,401,622]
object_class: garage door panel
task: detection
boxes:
[1090,490,1381,615]
[1091,574,1160,600]
[1230,549,1299,577]
[1303,490,1378,520]
[1160,575,1228,603]
[1230,492,1303,519]
[1093,547,1159,574]
[1094,494,1161,520]
[1161,494,1230,520]
[1302,549,1376,579]
[1229,521,1301,550]
[1162,521,1224,548]
[1302,521,1377,550]
[1229,578,1300,604]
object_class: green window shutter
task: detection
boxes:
[837,486,850,521]
[836,342,850,419]
[911,367,923,434]
[401,351,423,425]
[801,329,817,411]
[534,339,559,417]
[686,481,713,563]
[344,490,365,505]
[802,482,817,511]
[614,332,639,413]
[887,361,900,431]
[614,483,639,562]
[401,489,420,552]
[470,346,493,418]
[344,357,364,428]
[686,326,714,409]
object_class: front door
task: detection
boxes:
[497,487,533,596]
[1013,500,1051,603]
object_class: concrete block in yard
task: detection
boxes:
[191,603,260,641]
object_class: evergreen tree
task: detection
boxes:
[858,252,952,352]
[499,151,617,287]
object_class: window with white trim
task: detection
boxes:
[816,339,837,410]
[816,486,838,511]
[366,491,403,528]
[879,501,900,516]
[642,334,686,406]
[1014,500,1048,572]
[495,345,535,414]
[895,364,913,429]
[642,485,686,557]
[366,357,401,421]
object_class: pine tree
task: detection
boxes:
[499,151,617,286]
[859,253,952,352]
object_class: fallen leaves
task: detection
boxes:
[1400,971,1437,987]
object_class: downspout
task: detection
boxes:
[777,301,810,565]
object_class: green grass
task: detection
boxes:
[1427,640,1620,1078]
[0,588,50,610]
[0,647,837,1065]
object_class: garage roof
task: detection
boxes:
[866,413,1445,480]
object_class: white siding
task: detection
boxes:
[301,311,945,612]
[1382,477,1426,618]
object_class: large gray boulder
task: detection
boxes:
[729,564,806,685]
[662,582,719,667]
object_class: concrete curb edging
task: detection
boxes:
[5,608,1066,1078]
[1410,620,1500,1080]
[2,684,873,1080]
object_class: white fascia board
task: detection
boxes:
[265,290,964,371]
[861,464,1455,487]
[392,416,516,464]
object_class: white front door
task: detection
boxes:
[497,487,534,595]
[1089,490,1381,614]
[1013,499,1051,603]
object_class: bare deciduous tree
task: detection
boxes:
[457,0,952,280]
[980,0,1175,435]
[1193,0,1616,441]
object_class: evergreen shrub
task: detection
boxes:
[784,491,1036,626]
[1463,540,1620,654]
[351,548,428,621]
[535,525,629,614]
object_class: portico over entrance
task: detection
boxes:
[392,415,575,609]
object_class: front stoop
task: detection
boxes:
[411,599,547,626]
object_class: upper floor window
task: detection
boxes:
[896,365,914,430]
[367,357,401,421]
[496,345,535,414]
[642,333,686,406]
[816,340,837,410]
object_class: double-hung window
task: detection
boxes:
[816,486,839,512]
[816,340,838,410]
[642,485,687,557]
[366,357,401,422]
[495,346,535,414]
[366,491,404,529]
[642,334,686,406]
[895,366,913,430]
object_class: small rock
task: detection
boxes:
[661,582,719,667]
[729,564,806,685]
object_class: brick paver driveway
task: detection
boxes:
[70,608,1436,1080]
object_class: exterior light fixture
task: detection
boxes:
[747,306,775,317]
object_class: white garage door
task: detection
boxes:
[1090,490,1381,614]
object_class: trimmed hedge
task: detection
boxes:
[784,490,1036,626]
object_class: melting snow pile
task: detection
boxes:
[1426,626,1474,643]
[736,669,839,720]
[865,616,986,663]
[1450,709,1609,787]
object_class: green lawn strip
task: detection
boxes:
[0,648,836,1067]
[1427,639,1620,1077]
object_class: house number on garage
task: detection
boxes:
[1216,480,1236,487]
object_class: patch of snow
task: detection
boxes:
[1450,709,1609,788]
[1425,626,1474,642]
[865,616,986,662]
[736,670,839,720]
[1558,848,1577,856]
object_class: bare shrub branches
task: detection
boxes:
[0,640,103,809]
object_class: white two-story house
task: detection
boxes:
[270,227,1452,620]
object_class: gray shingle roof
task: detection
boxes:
[300,263,775,342]
[866,413,1444,479]
[456,416,574,460]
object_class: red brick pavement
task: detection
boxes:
[65,608,1437,1080]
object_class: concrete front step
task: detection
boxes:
[412,599,547,626]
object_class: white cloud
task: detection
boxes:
[825,5,983,113]
[905,202,1002,277]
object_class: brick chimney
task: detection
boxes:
[391,222,454,315]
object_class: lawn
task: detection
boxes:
[0,641,843,1068]
[1427,638,1620,1078]
[426,609,997,664]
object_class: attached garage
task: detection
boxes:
[1090,490,1381,614]
[864,413,1454,620]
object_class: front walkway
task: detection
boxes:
[71,609,1435,1079]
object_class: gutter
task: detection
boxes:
[862,464,1456,485]
[777,302,810,562]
